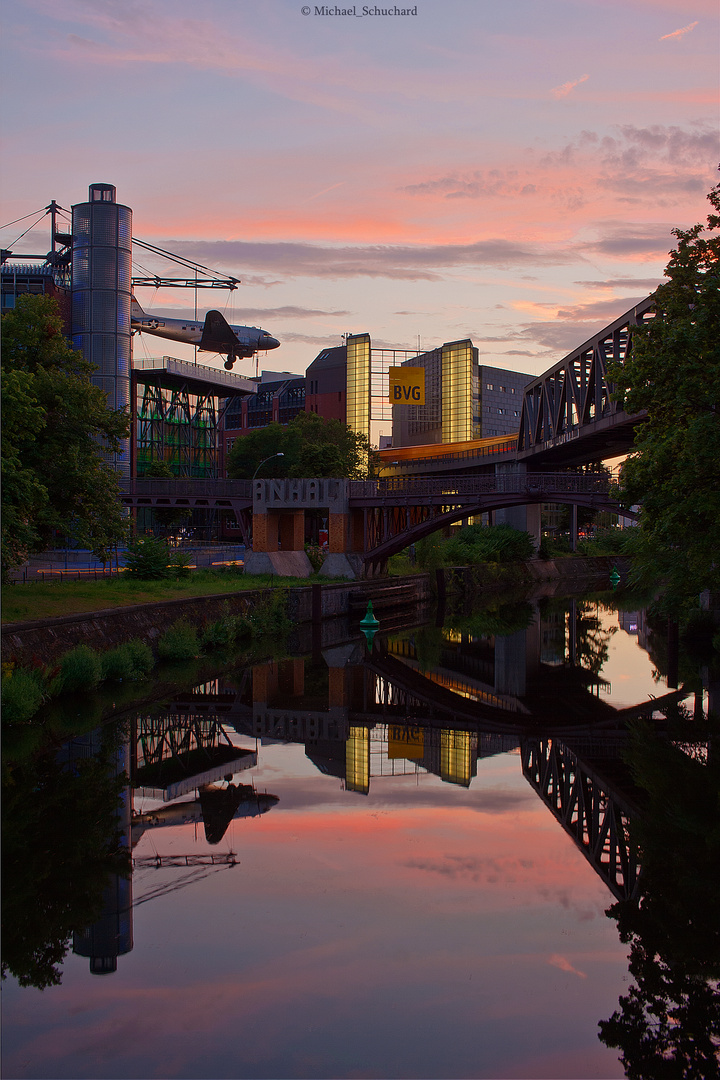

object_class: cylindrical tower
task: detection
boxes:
[71,183,132,476]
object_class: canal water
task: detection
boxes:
[2,592,717,1080]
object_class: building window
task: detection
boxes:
[486,383,493,390]
[499,385,507,393]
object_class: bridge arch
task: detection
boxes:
[361,490,634,572]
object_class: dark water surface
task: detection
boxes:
[3,594,718,1080]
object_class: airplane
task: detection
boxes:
[131,294,280,369]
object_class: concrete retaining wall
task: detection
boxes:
[1,559,627,667]
[1,575,432,666]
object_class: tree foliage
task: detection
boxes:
[1,294,131,578]
[1,726,129,990]
[611,181,720,611]
[226,410,377,480]
[598,716,720,1078]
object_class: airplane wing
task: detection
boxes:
[200,309,239,352]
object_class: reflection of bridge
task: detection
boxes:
[522,738,640,902]
[237,631,653,896]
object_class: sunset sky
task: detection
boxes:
[1,0,718,376]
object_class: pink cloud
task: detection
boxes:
[660,21,699,41]
[551,73,589,99]
[549,953,588,979]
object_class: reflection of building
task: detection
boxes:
[60,727,134,976]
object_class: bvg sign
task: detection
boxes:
[389,366,425,405]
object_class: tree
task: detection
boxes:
[611,181,720,613]
[598,715,720,1078]
[1,294,131,579]
[227,410,377,480]
[2,725,130,990]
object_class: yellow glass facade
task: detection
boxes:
[346,725,370,794]
[346,333,371,442]
[388,725,424,760]
[441,339,474,443]
[440,729,472,787]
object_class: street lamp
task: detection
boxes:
[252,452,284,480]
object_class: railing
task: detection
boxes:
[350,473,610,499]
[132,356,255,391]
[118,478,253,499]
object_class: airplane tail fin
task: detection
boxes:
[131,293,146,318]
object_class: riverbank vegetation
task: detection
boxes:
[611,180,720,620]
[2,566,321,625]
[414,523,536,571]
[1,295,130,583]
[1,592,292,726]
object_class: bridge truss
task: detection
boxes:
[517,297,655,464]
[521,737,641,902]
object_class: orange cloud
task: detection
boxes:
[551,74,589,99]
[660,21,699,40]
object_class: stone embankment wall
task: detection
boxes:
[1,576,432,666]
[1,558,628,667]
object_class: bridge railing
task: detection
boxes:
[118,478,253,499]
[351,473,610,498]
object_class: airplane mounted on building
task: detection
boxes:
[131,295,280,369]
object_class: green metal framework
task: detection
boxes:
[136,380,219,478]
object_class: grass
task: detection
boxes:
[2,569,326,624]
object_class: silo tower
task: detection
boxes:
[71,183,132,476]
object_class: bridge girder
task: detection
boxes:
[517,297,655,462]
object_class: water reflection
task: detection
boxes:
[3,594,718,1079]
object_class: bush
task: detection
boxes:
[101,639,155,681]
[304,543,326,574]
[1,669,45,723]
[124,535,173,579]
[125,638,154,677]
[201,604,251,649]
[101,644,135,681]
[168,549,192,579]
[443,523,535,565]
[249,591,292,637]
[538,535,572,559]
[577,528,631,557]
[158,620,200,661]
[57,645,102,693]
[415,534,445,571]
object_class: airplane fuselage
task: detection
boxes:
[131,299,280,360]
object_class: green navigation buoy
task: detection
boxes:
[360,600,380,650]
[610,565,621,590]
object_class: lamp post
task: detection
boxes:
[252,452,284,480]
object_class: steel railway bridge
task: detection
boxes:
[119,297,652,569]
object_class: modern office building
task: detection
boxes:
[392,340,534,447]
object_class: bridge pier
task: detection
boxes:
[493,502,542,549]
[494,463,541,550]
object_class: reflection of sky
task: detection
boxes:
[595,606,668,708]
[4,747,627,1079]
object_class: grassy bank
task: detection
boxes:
[2,569,322,625]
